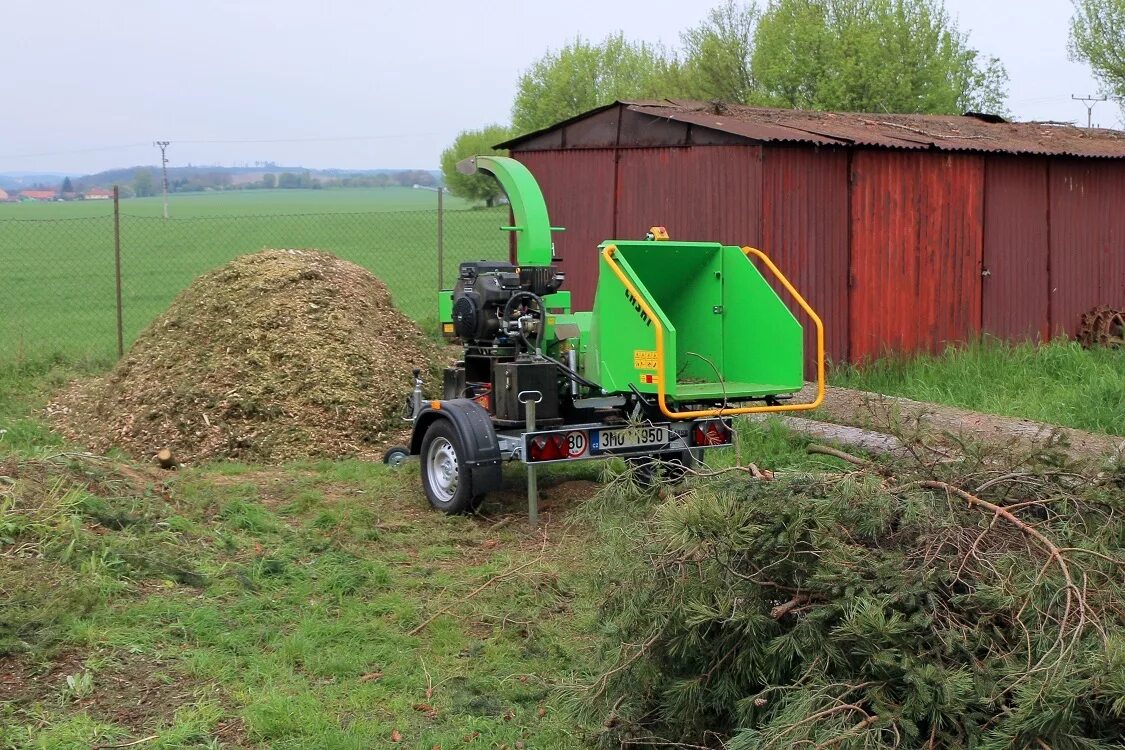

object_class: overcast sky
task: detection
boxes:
[0,0,1110,174]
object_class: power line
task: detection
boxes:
[0,143,151,160]
[0,133,438,160]
[175,133,437,145]
[1071,94,1108,128]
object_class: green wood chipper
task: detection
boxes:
[386,156,824,517]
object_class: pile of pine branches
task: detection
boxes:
[587,436,1124,749]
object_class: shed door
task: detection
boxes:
[982,157,1049,341]
[849,151,984,361]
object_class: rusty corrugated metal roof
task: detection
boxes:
[502,100,1125,158]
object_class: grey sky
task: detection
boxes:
[0,0,1108,174]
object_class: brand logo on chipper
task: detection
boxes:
[624,289,652,327]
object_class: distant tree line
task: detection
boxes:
[440,0,1014,206]
[99,168,440,198]
[510,0,1010,133]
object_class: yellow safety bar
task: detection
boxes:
[601,244,826,420]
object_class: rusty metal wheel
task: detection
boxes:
[1078,306,1125,349]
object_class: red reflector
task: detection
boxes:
[692,421,732,447]
[528,434,568,462]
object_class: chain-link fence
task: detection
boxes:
[0,200,511,363]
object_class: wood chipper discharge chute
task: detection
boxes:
[392,155,825,517]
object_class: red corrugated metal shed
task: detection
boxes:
[505,100,1125,366]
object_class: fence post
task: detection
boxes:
[437,186,445,292]
[113,186,124,358]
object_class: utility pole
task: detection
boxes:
[154,140,171,218]
[1071,95,1108,128]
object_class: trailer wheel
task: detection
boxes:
[382,445,410,468]
[628,450,698,486]
[420,420,481,514]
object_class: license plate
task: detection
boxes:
[592,425,669,453]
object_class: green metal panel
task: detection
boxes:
[543,290,571,313]
[589,240,803,400]
[438,290,453,324]
[719,245,803,393]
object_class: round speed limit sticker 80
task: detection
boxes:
[565,430,588,458]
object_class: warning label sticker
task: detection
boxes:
[633,350,659,370]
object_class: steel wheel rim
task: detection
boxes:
[426,437,459,503]
[387,450,408,467]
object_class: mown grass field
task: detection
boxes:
[0,188,475,219]
[0,360,830,750]
[0,190,507,362]
[833,338,1125,436]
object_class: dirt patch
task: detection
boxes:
[50,249,445,465]
[0,650,201,735]
[484,478,601,519]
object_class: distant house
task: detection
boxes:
[0,188,10,202]
[84,188,114,200]
[19,189,57,201]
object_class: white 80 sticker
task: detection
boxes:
[566,431,587,458]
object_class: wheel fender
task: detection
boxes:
[411,399,503,494]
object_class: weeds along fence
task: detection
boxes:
[0,201,511,363]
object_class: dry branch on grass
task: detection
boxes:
[407,556,545,636]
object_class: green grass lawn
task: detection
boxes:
[0,360,602,749]
[832,338,1125,436]
[0,360,838,750]
[0,191,509,362]
[0,188,475,219]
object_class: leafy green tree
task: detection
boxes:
[261,173,277,189]
[439,125,512,207]
[750,0,1007,114]
[512,33,680,133]
[679,0,762,103]
[60,177,74,194]
[133,169,155,198]
[1070,0,1125,112]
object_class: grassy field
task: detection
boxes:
[0,361,833,749]
[0,188,475,219]
[832,338,1125,436]
[0,190,508,362]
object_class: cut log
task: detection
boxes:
[788,384,1125,463]
[156,448,176,469]
[748,414,905,457]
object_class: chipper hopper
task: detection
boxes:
[387,156,824,518]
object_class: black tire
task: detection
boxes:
[419,420,482,514]
[382,445,410,468]
[628,450,698,486]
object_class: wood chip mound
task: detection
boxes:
[50,249,443,465]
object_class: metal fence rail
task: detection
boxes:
[0,197,509,363]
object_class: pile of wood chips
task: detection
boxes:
[50,249,443,465]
